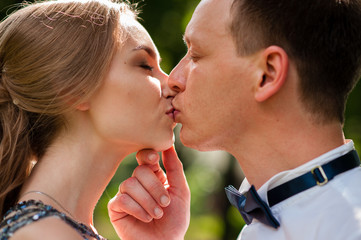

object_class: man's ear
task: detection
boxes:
[254,46,289,102]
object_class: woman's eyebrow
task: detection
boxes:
[132,45,162,63]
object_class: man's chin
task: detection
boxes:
[179,128,224,152]
[179,134,207,152]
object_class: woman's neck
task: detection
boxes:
[19,121,133,228]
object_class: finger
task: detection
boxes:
[154,167,167,185]
[108,193,152,223]
[136,149,160,166]
[162,146,189,194]
[133,165,170,207]
[120,176,164,219]
[136,149,166,182]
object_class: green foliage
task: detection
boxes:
[344,82,361,152]
[1,1,361,240]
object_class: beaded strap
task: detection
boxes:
[0,200,106,240]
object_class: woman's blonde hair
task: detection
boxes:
[0,0,137,217]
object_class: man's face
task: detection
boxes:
[169,0,260,151]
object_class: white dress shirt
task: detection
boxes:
[237,140,361,240]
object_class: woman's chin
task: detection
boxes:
[149,134,175,152]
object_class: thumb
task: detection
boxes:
[162,146,188,193]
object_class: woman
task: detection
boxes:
[0,0,177,238]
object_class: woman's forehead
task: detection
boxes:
[124,22,159,57]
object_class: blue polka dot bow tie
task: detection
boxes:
[225,185,280,229]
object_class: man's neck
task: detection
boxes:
[229,120,345,189]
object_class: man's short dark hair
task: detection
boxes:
[230,0,361,124]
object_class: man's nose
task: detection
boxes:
[168,60,186,93]
[160,70,177,99]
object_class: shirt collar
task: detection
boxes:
[239,140,355,205]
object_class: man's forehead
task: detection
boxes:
[184,0,232,45]
[192,0,233,20]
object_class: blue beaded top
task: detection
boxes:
[0,200,106,240]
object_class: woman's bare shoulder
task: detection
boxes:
[10,217,84,240]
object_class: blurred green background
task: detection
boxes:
[1,0,360,239]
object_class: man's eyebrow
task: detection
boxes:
[132,45,162,63]
[182,35,189,46]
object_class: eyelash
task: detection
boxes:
[140,64,154,72]
[189,55,200,62]
[188,51,200,62]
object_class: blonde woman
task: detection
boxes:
[0,0,189,239]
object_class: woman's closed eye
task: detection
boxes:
[140,63,154,72]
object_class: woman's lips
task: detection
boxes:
[166,108,175,120]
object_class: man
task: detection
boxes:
[108,0,361,239]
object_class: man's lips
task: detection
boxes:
[170,100,181,122]
[173,109,181,121]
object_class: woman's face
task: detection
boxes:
[87,19,176,152]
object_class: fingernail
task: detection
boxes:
[149,153,158,162]
[154,207,163,218]
[146,214,153,222]
[160,195,170,206]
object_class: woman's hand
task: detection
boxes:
[108,146,190,240]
